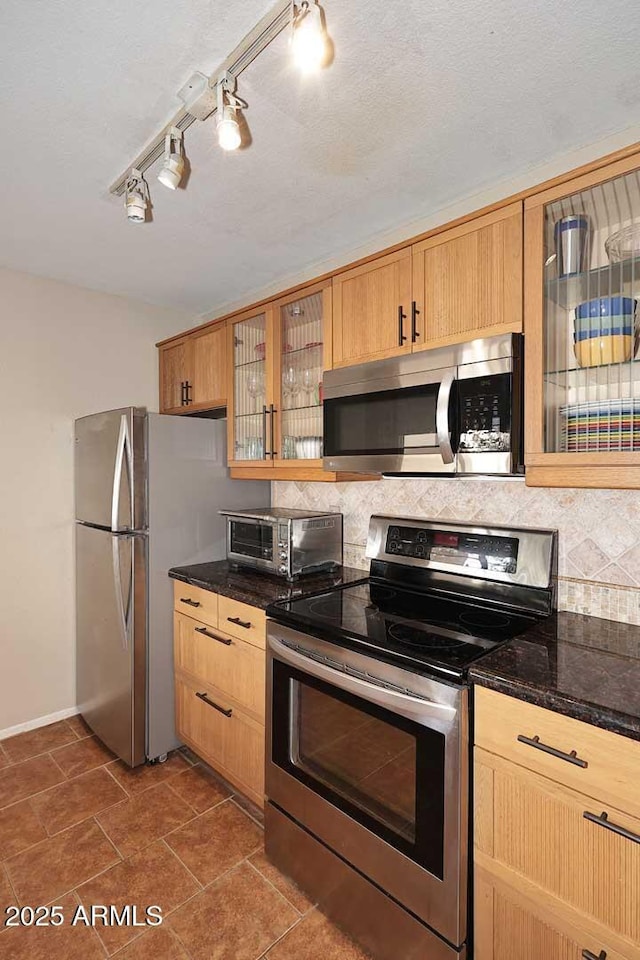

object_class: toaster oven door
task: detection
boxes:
[226,517,278,572]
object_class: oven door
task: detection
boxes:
[226,516,278,573]
[322,362,458,474]
[266,622,468,949]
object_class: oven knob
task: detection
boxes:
[279,564,288,574]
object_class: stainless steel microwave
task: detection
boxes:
[219,508,343,580]
[323,333,524,476]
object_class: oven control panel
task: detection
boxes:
[385,525,519,573]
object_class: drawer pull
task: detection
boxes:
[581,951,607,960]
[227,616,251,630]
[195,691,232,718]
[583,810,640,845]
[180,597,201,608]
[516,734,588,768]
[195,626,232,646]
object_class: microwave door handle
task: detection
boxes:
[436,370,456,464]
[269,635,456,726]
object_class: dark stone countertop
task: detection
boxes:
[469,610,640,743]
[168,560,369,610]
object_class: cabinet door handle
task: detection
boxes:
[583,810,640,845]
[270,403,277,459]
[517,734,588,768]
[411,301,420,342]
[195,691,233,717]
[398,305,407,345]
[582,950,607,960]
[227,615,252,630]
[185,381,192,404]
[180,597,201,608]
[180,381,186,405]
[262,404,269,460]
[195,626,232,646]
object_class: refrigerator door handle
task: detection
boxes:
[112,536,130,651]
[111,414,132,532]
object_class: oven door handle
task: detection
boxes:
[436,369,456,465]
[269,635,457,725]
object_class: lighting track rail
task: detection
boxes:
[109,0,292,198]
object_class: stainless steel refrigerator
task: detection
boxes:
[75,407,269,767]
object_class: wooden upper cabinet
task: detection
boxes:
[158,322,227,415]
[524,150,640,489]
[159,337,193,414]
[412,202,523,350]
[191,322,227,408]
[332,248,413,367]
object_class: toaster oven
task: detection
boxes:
[220,508,343,580]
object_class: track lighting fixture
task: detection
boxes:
[124,169,150,223]
[291,0,327,73]
[157,127,185,190]
[216,74,247,152]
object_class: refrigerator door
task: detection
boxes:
[75,407,147,531]
[76,523,146,766]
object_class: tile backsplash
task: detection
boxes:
[272,478,640,624]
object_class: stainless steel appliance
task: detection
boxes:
[265,515,557,960]
[220,508,343,579]
[323,333,523,476]
[75,408,268,767]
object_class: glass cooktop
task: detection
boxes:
[269,580,541,680]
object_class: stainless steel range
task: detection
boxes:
[265,515,557,960]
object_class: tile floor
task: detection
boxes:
[0,717,370,959]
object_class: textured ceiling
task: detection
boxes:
[2,0,640,316]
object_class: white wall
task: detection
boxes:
[0,267,193,733]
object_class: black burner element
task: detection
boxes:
[387,623,468,650]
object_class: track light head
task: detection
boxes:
[157,127,185,190]
[291,0,327,73]
[216,73,246,152]
[124,169,149,223]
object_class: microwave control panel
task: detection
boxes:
[385,525,519,573]
[457,372,511,452]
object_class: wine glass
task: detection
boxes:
[301,367,315,406]
[247,370,260,413]
[282,365,297,409]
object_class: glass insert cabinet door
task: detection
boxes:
[231,311,269,462]
[274,283,330,463]
[526,159,640,470]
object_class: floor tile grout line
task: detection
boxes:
[164,777,204,817]
[244,857,309,917]
[161,794,234,845]
[1,859,21,913]
[229,794,266,830]
[256,913,305,959]
[92,813,129,865]
[157,837,205,892]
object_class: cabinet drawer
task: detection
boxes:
[218,595,266,649]
[174,612,265,720]
[475,865,631,960]
[175,676,265,807]
[173,581,218,628]
[476,750,640,950]
[475,687,640,819]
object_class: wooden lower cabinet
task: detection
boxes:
[175,674,265,808]
[172,586,266,808]
[474,688,640,960]
[174,612,265,718]
[475,868,629,960]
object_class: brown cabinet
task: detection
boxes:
[474,687,640,960]
[159,337,193,413]
[172,581,266,807]
[524,150,640,489]
[332,248,413,367]
[412,202,523,350]
[332,206,524,369]
[227,283,375,481]
[158,320,226,414]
